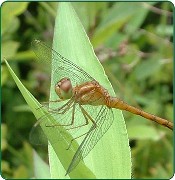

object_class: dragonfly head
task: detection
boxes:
[55,77,73,100]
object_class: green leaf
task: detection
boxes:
[91,2,137,47]
[125,2,157,34]
[13,165,28,178]
[72,2,108,31]
[156,24,173,36]
[2,2,29,34]
[33,150,51,179]
[128,125,164,140]
[2,41,19,59]
[133,58,162,81]
[49,2,131,178]
[92,2,157,47]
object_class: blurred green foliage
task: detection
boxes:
[1,2,173,179]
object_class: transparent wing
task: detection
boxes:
[29,101,100,146]
[30,102,79,145]
[66,106,114,174]
[29,119,49,146]
[31,40,95,87]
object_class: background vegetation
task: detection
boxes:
[1,2,173,179]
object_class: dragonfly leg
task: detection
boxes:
[65,105,89,131]
[65,104,97,131]
[44,98,74,113]
[36,99,64,110]
[45,102,75,127]
[37,99,74,124]
[66,105,97,150]
[80,105,97,128]
[56,100,74,114]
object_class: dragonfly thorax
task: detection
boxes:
[55,77,73,100]
[73,81,108,106]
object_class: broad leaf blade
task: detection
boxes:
[49,2,131,178]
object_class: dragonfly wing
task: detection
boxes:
[29,101,75,146]
[29,102,93,146]
[66,106,114,174]
[29,119,49,146]
[29,112,66,146]
[31,40,95,87]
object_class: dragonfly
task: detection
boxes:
[30,40,173,175]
